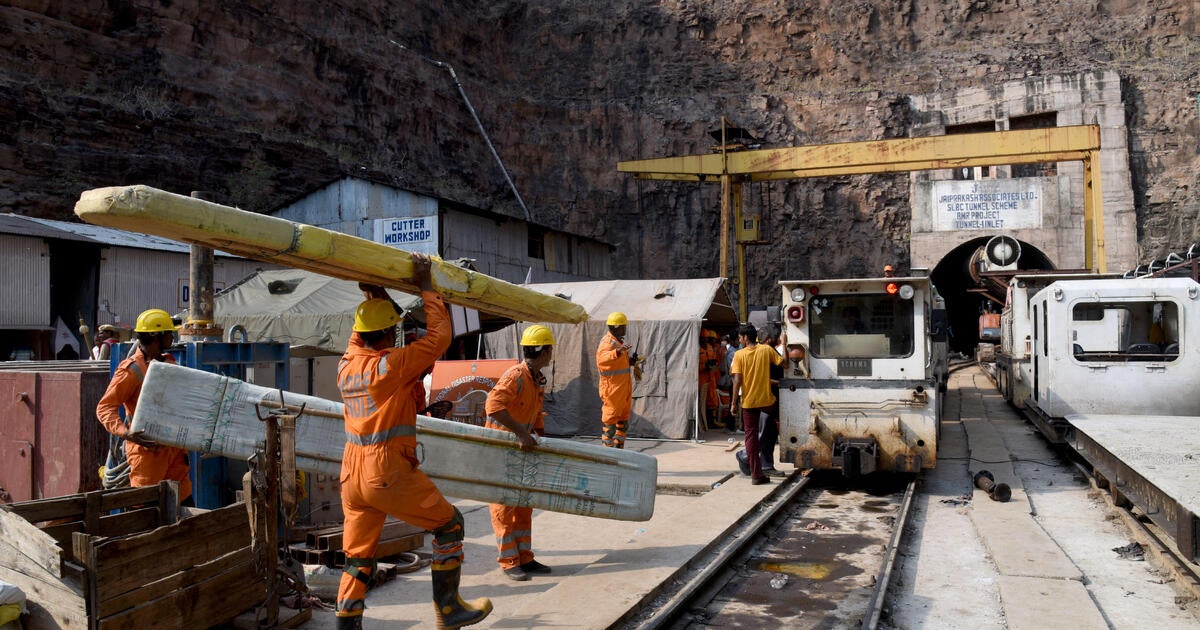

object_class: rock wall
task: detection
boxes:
[1,1,1197,305]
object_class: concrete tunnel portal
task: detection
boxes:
[930,236,1054,355]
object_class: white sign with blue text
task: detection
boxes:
[373,215,439,255]
[933,179,1042,231]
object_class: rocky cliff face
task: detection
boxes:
[1,1,1197,305]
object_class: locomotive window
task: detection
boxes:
[1070,301,1180,362]
[808,294,915,358]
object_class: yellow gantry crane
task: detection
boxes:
[617,122,1105,320]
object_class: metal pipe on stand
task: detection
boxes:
[180,190,223,342]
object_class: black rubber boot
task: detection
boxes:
[432,565,493,629]
[335,614,363,630]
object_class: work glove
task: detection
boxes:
[629,351,639,367]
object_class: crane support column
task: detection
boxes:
[1083,152,1107,273]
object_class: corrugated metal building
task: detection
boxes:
[0,214,269,361]
[271,177,613,283]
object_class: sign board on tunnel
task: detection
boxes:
[932,179,1043,231]
[373,215,438,255]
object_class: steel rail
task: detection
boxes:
[630,472,814,629]
[1068,459,1200,603]
[862,478,918,629]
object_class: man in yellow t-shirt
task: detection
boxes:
[730,323,784,485]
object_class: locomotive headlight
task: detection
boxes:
[790,287,806,302]
[898,284,915,300]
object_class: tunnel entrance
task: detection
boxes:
[930,237,1054,355]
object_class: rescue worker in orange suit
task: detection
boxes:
[597,312,635,448]
[484,324,551,581]
[335,254,492,630]
[702,330,721,426]
[95,308,190,502]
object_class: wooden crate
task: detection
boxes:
[0,481,261,629]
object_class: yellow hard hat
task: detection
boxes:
[134,309,177,333]
[606,312,628,326]
[703,329,719,340]
[520,324,555,347]
[353,298,402,333]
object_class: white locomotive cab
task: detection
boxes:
[996,272,1114,409]
[777,277,943,475]
[1028,277,1200,428]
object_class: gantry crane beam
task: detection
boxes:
[618,125,1106,319]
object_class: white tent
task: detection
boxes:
[484,278,737,440]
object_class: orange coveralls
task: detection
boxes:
[596,331,632,448]
[96,348,191,501]
[335,290,456,617]
[483,362,546,570]
[698,344,708,425]
[705,345,720,409]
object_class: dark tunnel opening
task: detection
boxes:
[930,237,1054,355]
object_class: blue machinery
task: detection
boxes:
[112,341,289,508]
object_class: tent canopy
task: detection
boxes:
[213,269,423,354]
[519,278,737,323]
[212,259,514,355]
[485,278,738,440]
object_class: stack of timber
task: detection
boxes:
[0,481,259,629]
[132,361,658,521]
[74,185,588,324]
[291,519,424,567]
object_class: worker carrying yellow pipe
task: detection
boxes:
[484,324,552,581]
[597,312,635,448]
[95,308,191,502]
[334,253,491,630]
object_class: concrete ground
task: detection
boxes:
[300,433,776,629]
[299,367,1200,628]
[887,367,1198,630]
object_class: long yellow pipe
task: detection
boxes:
[75,186,588,323]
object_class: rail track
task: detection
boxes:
[619,471,917,630]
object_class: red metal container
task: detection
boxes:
[0,368,110,502]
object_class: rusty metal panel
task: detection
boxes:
[0,234,50,328]
[34,371,110,499]
[0,370,110,503]
[0,372,37,503]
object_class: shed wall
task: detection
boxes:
[0,234,50,328]
[97,248,270,325]
[273,178,438,239]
